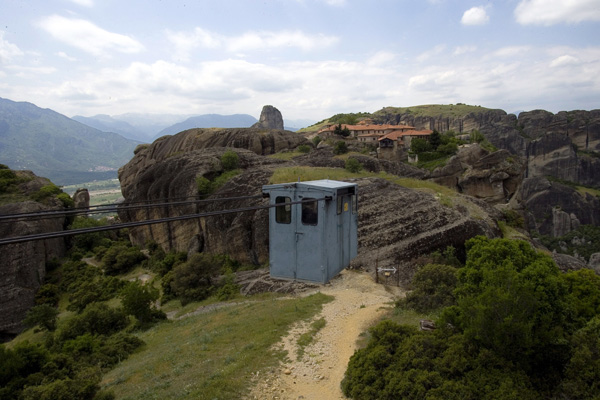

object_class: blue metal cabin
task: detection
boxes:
[262,180,358,284]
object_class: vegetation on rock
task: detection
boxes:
[343,237,600,399]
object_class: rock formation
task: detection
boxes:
[73,188,90,209]
[511,176,600,236]
[118,127,502,287]
[0,170,67,341]
[430,144,525,204]
[252,105,284,130]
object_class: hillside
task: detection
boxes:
[0,98,139,185]
[71,114,150,142]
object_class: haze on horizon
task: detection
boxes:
[1,0,599,122]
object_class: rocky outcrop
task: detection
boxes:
[117,127,307,263]
[430,144,525,204]
[371,107,600,189]
[512,176,600,236]
[0,170,67,341]
[252,105,284,130]
[351,178,501,285]
[73,188,90,209]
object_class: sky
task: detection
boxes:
[1,0,599,123]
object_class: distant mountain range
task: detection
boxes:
[0,97,139,185]
[74,113,313,142]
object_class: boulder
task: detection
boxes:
[251,105,284,130]
[73,188,90,209]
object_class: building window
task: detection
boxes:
[275,196,291,224]
[337,196,343,215]
[352,194,358,214]
[302,198,318,226]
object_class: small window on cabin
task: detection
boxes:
[337,196,343,215]
[275,196,291,224]
[352,194,358,214]
[302,198,318,226]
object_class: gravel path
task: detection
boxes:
[248,270,403,400]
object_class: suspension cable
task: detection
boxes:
[0,197,328,246]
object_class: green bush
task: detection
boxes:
[68,217,112,252]
[120,282,164,323]
[23,304,59,332]
[216,269,240,301]
[334,141,348,155]
[297,144,311,153]
[170,253,221,305]
[400,264,458,313]
[410,137,432,154]
[312,136,322,146]
[30,184,62,202]
[101,244,145,275]
[35,283,60,306]
[221,150,239,171]
[57,303,128,342]
[57,193,74,208]
[196,176,213,196]
[345,157,363,173]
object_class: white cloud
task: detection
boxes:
[549,54,580,68]
[37,15,144,57]
[461,6,490,26]
[0,31,24,64]
[416,44,446,63]
[57,51,77,61]
[166,27,338,61]
[454,45,477,56]
[515,0,600,25]
[493,46,531,57]
[68,0,94,7]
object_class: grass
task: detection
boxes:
[296,317,327,360]
[101,292,334,400]
[270,166,456,198]
[268,151,305,161]
[373,104,491,119]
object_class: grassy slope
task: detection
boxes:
[298,103,494,133]
[101,293,332,400]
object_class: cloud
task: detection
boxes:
[68,0,94,7]
[454,45,477,56]
[461,6,490,26]
[515,0,600,25]
[550,55,580,68]
[166,27,338,61]
[416,44,446,63]
[37,15,144,57]
[0,31,24,64]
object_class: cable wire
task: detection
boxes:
[0,197,327,246]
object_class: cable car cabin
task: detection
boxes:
[262,180,358,284]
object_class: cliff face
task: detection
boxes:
[0,171,67,341]
[118,128,306,263]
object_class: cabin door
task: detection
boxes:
[294,193,323,282]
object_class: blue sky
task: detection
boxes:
[1,0,599,122]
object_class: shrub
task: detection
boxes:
[170,253,223,305]
[196,176,213,196]
[57,193,74,208]
[298,144,311,153]
[23,304,59,331]
[120,282,164,323]
[410,137,432,154]
[102,244,145,275]
[68,217,111,252]
[345,157,363,173]
[57,303,128,342]
[221,150,239,171]
[35,283,60,306]
[333,141,348,155]
[30,184,62,202]
[401,264,458,313]
[312,136,322,146]
[216,269,240,301]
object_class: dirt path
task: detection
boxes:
[248,270,403,400]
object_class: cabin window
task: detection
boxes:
[275,196,291,224]
[302,198,318,226]
[352,194,358,214]
[337,196,343,215]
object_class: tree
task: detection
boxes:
[23,304,59,331]
[446,236,568,381]
[345,158,363,173]
[410,138,432,154]
[120,282,163,323]
[401,264,458,313]
[429,130,442,148]
[334,141,348,155]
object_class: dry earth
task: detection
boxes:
[247,270,403,400]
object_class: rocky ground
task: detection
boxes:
[245,270,403,400]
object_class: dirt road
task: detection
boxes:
[248,270,402,400]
